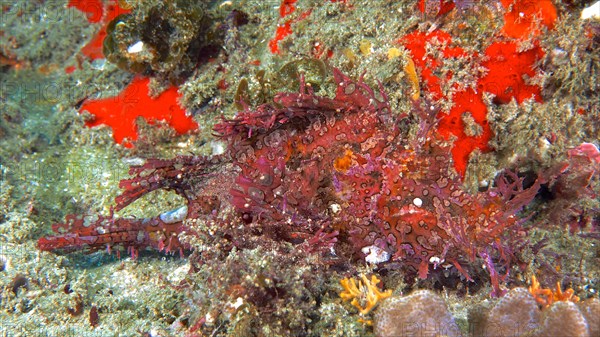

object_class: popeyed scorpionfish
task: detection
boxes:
[39,68,557,296]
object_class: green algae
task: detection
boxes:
[0,0,92,68]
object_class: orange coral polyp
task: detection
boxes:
[340,274,392,315]
[529,275,580,308]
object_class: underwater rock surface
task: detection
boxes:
[0,0,598,336]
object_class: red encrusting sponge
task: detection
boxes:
[80,77,198,148]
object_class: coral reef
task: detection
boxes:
[400,27,548,176]
[480,287,541,337]
[374,287,600,337]
[373,290,462,337]
[0,0,598,336]
[477,287,600,337]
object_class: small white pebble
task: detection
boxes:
[159,206,188,224]
[581,1,600,20]
[230,297,244,310]
[413,197,423,207]
[210,141,226,155]
[219,1,233,8]
[205,312,215,326]
[127,41,144,54]
[90,59,106,70]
